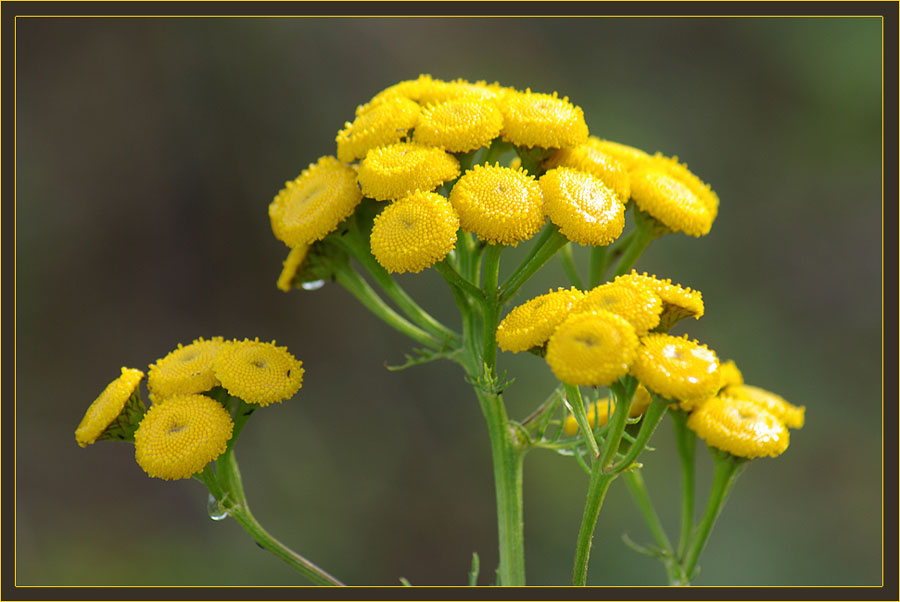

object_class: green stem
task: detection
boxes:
[670,408,697,561]
[215,451,345,586]
[600,379,636,470]
[481,244,503,370]
[563,383,600,459]
[434,259,485,302]
[559,243,584,289]
[622,469,673,557]
[333,264,439,349]
[588,246,608,288]
[571,460,616,585]
[679,449,747,583]
[612,208,657,277]
[611,398,669,472]
[499,225,569,304]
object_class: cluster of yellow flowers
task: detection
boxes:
[268,74,720,278]
[75,337,304,480]
[498,271,804,459]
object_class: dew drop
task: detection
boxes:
[207,493,229,521]
[301,279,325,291]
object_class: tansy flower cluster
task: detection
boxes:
[269,75,720,280]
[76,337,305,480]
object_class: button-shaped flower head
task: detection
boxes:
[720,384,805,429]
[544,144,631,204]
[75,367,145,447]
[631,334,720,409]
[539,167,626,247]
[369,191,460,274]
[147,337,226,403]
[614,271,704,331]
[213,339,304,407]
[545,310,639,387]
[687,396,789,459]
[134,394,234,480]
[413,97,504,153]
[498,89,589,149]
[630,154,719,237]
[574,280,663,335]
[357,142,460,201]
[336,96,422,163]
[496,287,585,353]
[449,163,545,246]
[269,155,363,247]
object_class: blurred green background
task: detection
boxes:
[15,16,882,586]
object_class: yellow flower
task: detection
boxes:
[687,395,789,459]
[585,137,652,171]
[614,271,704,331]
[539,167,626,246]
[269,156,363,247]
[369,191,460,274]
[365,75,499,111]
[716,360,744,391]
[213,339,304,406]
[75,367,145,447]
[562,385,653,435]
[545,310,639,387]
[544,144,631,203]
[631,334,720,408]
[363,74,438,109]
[448,163,545,246]
[499,89,589,149]
[336,96,421,163]
[148,337,226,401]
[412,97,504,153]
[630,154,719,237]
[133,394,234,480]
[276,243,310,292]
[357,142,460,201]
[496,287,585,353]
[721,384,805,429]
[574,280,663,335]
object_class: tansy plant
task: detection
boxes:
[77,74,805,586]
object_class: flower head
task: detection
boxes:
[614,271,704,331]
[631,334,720,407]
[687,395,789,459]
[721,384,805,429]
[716,359,744,391]
[449,163,545,246]
[336,97,421,163]
[357,142,460,201]
[75,367,145,447]
[574,280,663,334]
[499,89,589,149]
[544,144,631,203]
[133,394,234,480]
[562,385,653,435]
[539,167,626,246]
[545,310,639,387]
[214,339,304,406]
[365,75,500,111]
[148,337,226,401]
[630,154,719,237]
[412,98,504,153]
[269,156,363,247]
[496,287,585,353]
[585,137,651,170]
[369,191,460,274]
[276,243,310,292]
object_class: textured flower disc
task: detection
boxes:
[276,243,310,292]
[336,96,421,163]
[642,154,719,219]
[498,89,589,149]
[562,384,653,435]
[496,287,585,353]
[631,333,720,407]
[721,384,805,429]
[412,98,504,153]
[539,167,626,246]
[545,310,639,387]
[614,270,704,330]
[630,167,715,237]
[214,339,304,406]
[134,394,234,480]
[585,137,652,171]
[147,337,226,401]
[75,367,144,447]
[574,280,663,334]
[544,144,631,203]
[269,156,363,247]
[364,76,501,114]
[369,191,460,274]
[687,395,789,459]
[357,142,460,201]
[363,74,438,111]
[716,360,745,391]
[449,163,545,246]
